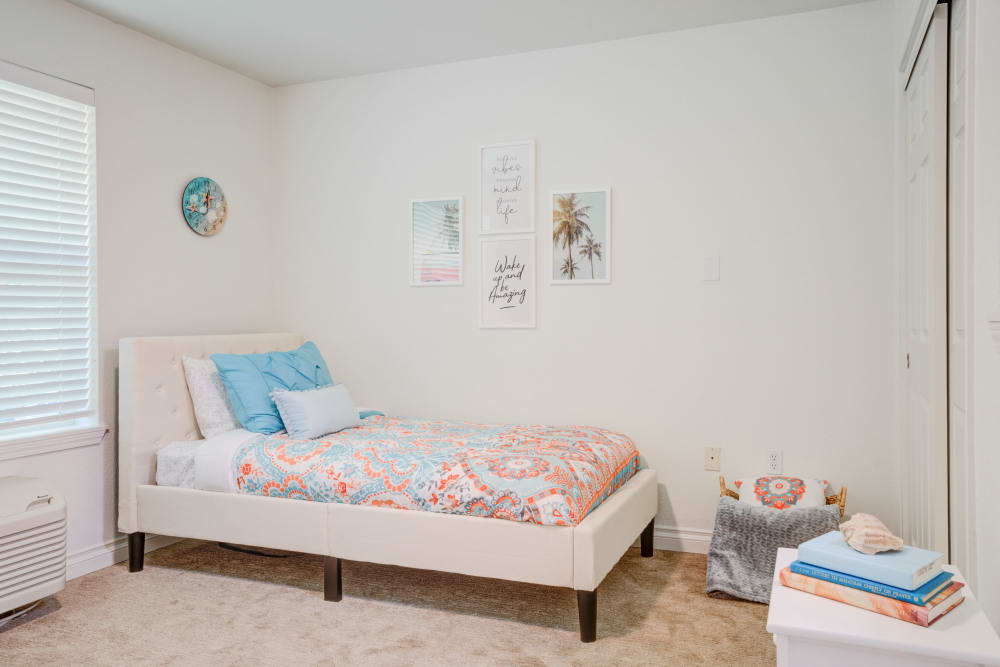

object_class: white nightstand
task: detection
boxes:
[767,548,1000,666]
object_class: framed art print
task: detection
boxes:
[479,235,536,328]
[550,188,611,285]
[410,197,463,286]
[480,140,534,234]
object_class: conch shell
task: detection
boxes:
[840,513,904,555]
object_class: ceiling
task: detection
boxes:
[67,0,870,87]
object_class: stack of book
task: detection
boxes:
[781,531,965,627]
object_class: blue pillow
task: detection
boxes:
[211,341,333,434]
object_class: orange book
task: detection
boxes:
[780,566,965,627]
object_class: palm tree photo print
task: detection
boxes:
[412,198,461,285]
[552,189,609,283]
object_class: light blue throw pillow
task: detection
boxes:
[271,384,361,439]
[211,341,333,434]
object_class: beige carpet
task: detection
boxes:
[0,540,774,665]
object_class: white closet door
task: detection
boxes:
[901,4,948,555]
[948,0,976,584]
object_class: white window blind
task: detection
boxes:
[0,64,97,431]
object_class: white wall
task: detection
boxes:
[272,1,898,544]
[0,0,276,575]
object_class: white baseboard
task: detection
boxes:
[66,534,178,580]
[653,525,713,554]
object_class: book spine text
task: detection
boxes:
[789,562,922,604]
[780,567,931,626]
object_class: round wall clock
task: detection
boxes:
[181,177,227,236]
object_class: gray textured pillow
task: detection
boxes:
[182,356,241,438]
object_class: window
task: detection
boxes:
[0,61,97,432]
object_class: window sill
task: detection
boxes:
[0,421,109,462]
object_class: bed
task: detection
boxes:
[118,333,658,642]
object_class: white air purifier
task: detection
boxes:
[0,476,66,615]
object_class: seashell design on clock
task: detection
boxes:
[181,176,227,236]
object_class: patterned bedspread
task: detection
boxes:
[233,416,640,526]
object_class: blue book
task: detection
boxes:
[797,530,945,590]
[789,560,953,605]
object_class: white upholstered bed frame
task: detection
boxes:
[117,333,658,642]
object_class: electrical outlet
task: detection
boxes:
[766,449,782,474]
[704,447,721,471]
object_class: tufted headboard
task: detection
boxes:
[117,333,304,533]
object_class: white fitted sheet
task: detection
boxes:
[155,440,201,488]
[155,429,256,493]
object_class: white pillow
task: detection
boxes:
[271,384,360,440]
[733,475,829,510]
[182,356,241,438]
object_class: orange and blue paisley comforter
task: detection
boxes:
[233,415,640,526]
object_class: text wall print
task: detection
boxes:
[479,235,536,329]
[480,140,535,234]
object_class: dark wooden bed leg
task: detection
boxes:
[324,557,342,602]
[577,589,596,642]
[640,518,654,557]
[128,532,145,572]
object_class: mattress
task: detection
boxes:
[156,416,640,527]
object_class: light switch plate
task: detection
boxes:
[703,256,720,281]
[704,446,721,471]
